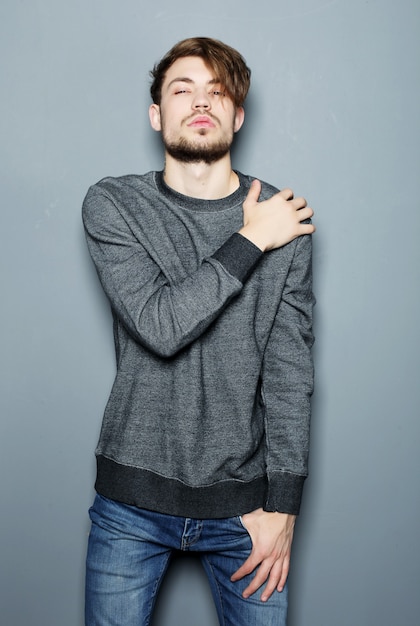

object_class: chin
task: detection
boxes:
[164,136,233,165]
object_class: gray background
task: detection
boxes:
[1,0,419,625]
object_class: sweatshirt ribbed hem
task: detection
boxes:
[95,455,267,519]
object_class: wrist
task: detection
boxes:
[238,225,268,252]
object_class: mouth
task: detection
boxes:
[187,116,216,128]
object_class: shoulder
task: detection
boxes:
[236,171,280,200]
[82,171,160,219]
[86,171,157,197]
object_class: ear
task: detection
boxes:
[233,107,245,133]
[149,104,162,131]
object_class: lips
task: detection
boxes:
[187,116,216,128]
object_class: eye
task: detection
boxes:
[211,90,225,97]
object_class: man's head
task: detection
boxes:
[149,38,250,165]
[150,37,251,108]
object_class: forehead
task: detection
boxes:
[163,56,217,88]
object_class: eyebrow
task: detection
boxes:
[166,77,221,90]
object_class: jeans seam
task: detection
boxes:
[144,552,172,626]
[201,554,226,626]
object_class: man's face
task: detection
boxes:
[149,56,244,164]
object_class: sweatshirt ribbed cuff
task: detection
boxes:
[212,233,263,283]
[264,471,306,515]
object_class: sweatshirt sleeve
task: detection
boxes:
[82,185,263,358]
[261,234,315,515]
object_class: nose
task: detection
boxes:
[192,88,211,110]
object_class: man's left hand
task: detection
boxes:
[231,508,296,602]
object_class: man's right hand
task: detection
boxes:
[239,179,315,252]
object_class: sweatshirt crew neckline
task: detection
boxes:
[154,170,248,213]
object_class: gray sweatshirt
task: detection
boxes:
[82,171,314,518]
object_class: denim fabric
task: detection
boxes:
[85,494,288,626]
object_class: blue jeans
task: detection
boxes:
[85,494,288,626]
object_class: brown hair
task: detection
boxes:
[150,37,251,108]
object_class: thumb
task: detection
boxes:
[244,179,261,205]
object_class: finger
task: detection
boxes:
[279,187,293,200]
[261,559,284,602]
[291,196,307,209]
[242,559,274,598]
[244,179,262,205]
[296,207,314,221]
[231,552,260,581]
[299,223,316,234]
[276,554,291,593]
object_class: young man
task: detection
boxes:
[83,37,315,625]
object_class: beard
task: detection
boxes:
[161,113,235,164]
[163,133,233,165]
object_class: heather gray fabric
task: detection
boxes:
[82,170,314,517]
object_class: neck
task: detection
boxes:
[163,153,239,200]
